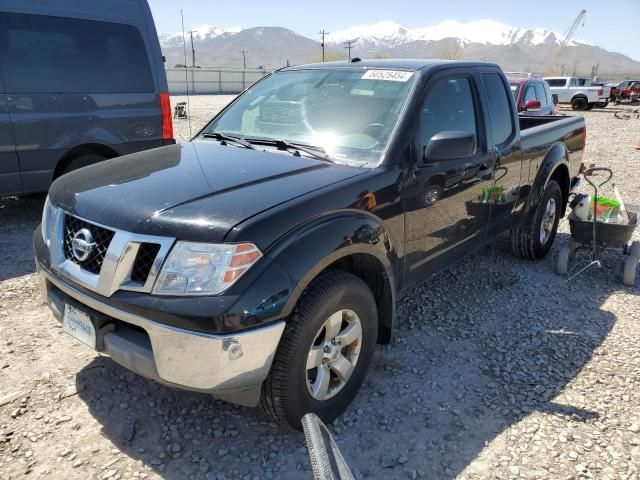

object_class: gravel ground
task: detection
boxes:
[1,98,639,480]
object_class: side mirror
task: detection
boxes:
[552,94,559,105]
[523,99,541,111]
[423,131,476,162]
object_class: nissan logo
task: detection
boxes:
[71,228,95,262]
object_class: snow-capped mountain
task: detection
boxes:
[159,25,241,48]
[158,21,639,74]
[325,20,589,48]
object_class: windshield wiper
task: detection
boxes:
[202,132,255,150]
[266,139,337,164]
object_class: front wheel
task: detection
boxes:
[511,180,563,260]
[260,271,378,430]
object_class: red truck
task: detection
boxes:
[508,76,557,115]
[615,80,640,103]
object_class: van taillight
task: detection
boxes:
[597,88,603,96]
[160,92,173,140]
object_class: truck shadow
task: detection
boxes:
[0,195,46,282]
[76,232,621,479]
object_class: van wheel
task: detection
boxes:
[260,271,377,430]
[58,154,107,178]
[571,97,588,110]
[510,180,562,260]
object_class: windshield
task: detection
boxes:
[202,68,417,164]
[509,83,520,101]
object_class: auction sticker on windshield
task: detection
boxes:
[362,70,414,82]
[63,304,96,349]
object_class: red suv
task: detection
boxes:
[509,77,557,115]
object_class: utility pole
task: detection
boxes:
[344,40,356,62]
[187,30,196,68]
[319,30,329,62]
[241,49,247,90]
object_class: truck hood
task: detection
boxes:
[49,141,365,241]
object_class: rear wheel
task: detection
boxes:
[260,271,378,430]
[58,154,107,178]
[511,180,563,260]
[571,97,588,110]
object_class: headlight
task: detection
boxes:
[41,196,55,247]
[153,242,262,296]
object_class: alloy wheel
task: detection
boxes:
[305,309,363,401]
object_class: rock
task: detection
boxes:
[629,423,640,434]
[509,466,520,475]
[103,469,117,479]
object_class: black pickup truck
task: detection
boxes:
[34,60,585,429]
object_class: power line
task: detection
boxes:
[319,30,329,62]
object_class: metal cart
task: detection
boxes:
[555,167,639,286]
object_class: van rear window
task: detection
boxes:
[0,12,154,94]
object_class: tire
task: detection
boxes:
[260,271,378,430]
[623,256,637,286]
[556,246,570,275]
[58,154,107,178]
[571,97,588,110]
[511,180,563,260]
[630,241,640,259]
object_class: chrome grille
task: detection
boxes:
[63,215,115,274]
[131,243,161,283]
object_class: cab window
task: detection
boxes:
[415,77,478,150]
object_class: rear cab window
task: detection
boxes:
[0,12,154,93]
[481,73,515,146]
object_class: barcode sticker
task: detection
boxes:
[361,70,414,82]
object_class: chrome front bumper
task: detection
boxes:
[38,266,285,406]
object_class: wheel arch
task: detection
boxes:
[53,143,120,179]
[522,142,571,222]
[269,212,399,345]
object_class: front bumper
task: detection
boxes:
[38,263,285,406]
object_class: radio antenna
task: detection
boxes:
[181,10,193,137]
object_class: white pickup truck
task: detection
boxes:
[544,76,611,110]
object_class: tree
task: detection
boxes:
[438,43,462,60]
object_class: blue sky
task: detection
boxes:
[148,0,640,60]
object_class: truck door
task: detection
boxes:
[403,71,494,286]
[0,59,21,196]
[478,70,523,235]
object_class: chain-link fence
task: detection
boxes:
[166,67,272,95]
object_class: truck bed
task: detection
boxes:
[519,114,585,184]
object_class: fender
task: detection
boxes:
[522,142,570,222]
[265,210,399,340]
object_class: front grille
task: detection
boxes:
[130,243,161,284]
[63,215,115,274]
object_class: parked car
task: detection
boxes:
[0,0,174,197]
[615,81,640,103]
[35,60,586,429]
[508,77,557,115]
[544,76,610,110]
[609,79,639,101]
